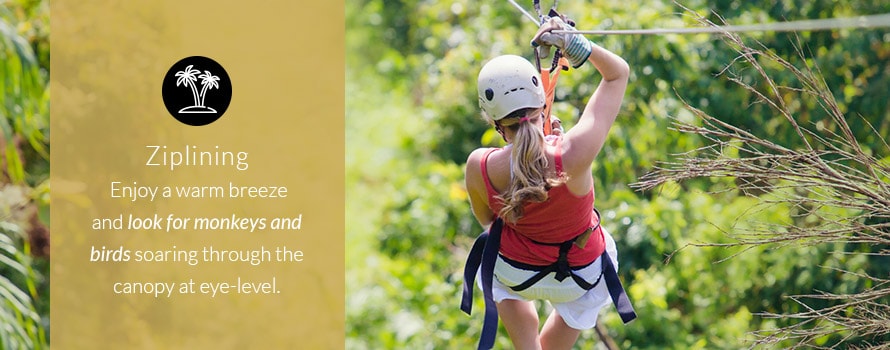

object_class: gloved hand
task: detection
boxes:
[550,115,564,136]
[531,16,592,69]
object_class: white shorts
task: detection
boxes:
[480,227,619,330]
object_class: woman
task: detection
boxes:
[464,17,631,349]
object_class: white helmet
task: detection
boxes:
[477,55,546,121]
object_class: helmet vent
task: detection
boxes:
[532,76,539,87]
[484,88,494,101]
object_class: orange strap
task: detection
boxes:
[541,56,570,136]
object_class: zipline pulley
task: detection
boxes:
[531,1,572,136]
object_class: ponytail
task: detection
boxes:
[496,110,566,223]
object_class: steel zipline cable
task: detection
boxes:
[507,0,890,35]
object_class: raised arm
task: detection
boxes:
[562,43,628,175]
[532,17,629,176]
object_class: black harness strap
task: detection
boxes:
[503,234,637,324]
[506,236,602,292]
[508,208,602,291]
[460,213,637,349]
[460,233,487,315]
[602,250,637,323]
[460,219,503,350]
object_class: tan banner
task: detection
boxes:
[50,1,344,348]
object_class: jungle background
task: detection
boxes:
[345,0,889,349]
[1,0,49,348]
[1,0,889,349]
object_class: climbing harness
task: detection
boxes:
[461,210,636,349]
[502,209,603,292]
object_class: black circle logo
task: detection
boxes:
[162,56,232,126]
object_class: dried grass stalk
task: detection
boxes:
[633,4,890,348]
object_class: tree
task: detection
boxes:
[634,9,890,348]
[198,70,220,108]
[175,65,202,108]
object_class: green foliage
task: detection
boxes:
[346,0,890,348]
[0,1,50,349]
[0,0,49,185]
[0,222,46,350]
[346,64,488,349]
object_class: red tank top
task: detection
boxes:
[481,139,605,266]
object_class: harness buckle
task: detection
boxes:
[573,227,593,249]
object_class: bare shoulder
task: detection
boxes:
[467,147,491,163]
[466,147,494,181]
[466,148,493,171]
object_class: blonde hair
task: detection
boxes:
[493,109,567,223]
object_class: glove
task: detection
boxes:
[550,115,564,136]
[531,16,592,69]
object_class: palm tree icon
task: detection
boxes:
[198,70,220,110]
[174,65,220,113]
[175,65,200,104]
